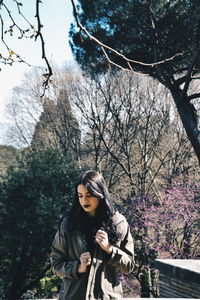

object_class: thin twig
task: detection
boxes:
[101,46,145,75]
[14,0,33,28]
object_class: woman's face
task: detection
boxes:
[78,184,100,217]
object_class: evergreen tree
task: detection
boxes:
[31,89,81,159]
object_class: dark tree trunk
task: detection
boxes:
[172,91,200,165]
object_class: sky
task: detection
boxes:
[0,0,75,144]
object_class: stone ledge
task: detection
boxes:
[155,259,200,298]
[155,259,200,284]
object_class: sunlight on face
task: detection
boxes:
[78,184,100,217]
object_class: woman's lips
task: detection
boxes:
[83,204,90,208]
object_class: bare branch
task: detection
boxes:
[101,46,145,75]
[35,0,52,96]
[0,0,52,95]
[0,12,31,67]
[187,93,200,102]
[14,0,33,28]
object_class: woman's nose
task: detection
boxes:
[83,196,89,202]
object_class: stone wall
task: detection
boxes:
[155,259,200,298]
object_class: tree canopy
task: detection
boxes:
[70,0,200,83]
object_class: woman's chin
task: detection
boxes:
[84,208,96,216]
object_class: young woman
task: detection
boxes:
[50,170,134,300]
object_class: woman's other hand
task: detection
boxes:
[95,230,113,254]
[77,251,92,273]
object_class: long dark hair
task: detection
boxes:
[68,170,120,245]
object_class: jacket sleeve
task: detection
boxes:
[107,216,134,274]
[50,221,79,280]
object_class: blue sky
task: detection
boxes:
[0,0,75,141]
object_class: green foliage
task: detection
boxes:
[0,150,79,300]
[35,270,61,299]
[70,0,200,81]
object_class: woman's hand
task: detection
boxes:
[95,230,113,254]
[77,251,92,273]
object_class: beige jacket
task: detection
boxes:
[50,211,134,300]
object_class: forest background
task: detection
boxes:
[0,1,200,299]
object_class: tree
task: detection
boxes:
[72,70,198,199]
[6,68,44,147]
[31,89,81,160]
[6,65,81,161]
[0,150,79,300]
[70,0,200,164]
[0,145,18,180]
[120,179,200,297]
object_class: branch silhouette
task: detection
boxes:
[0,0,52,96]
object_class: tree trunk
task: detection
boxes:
[172,92,200,165]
